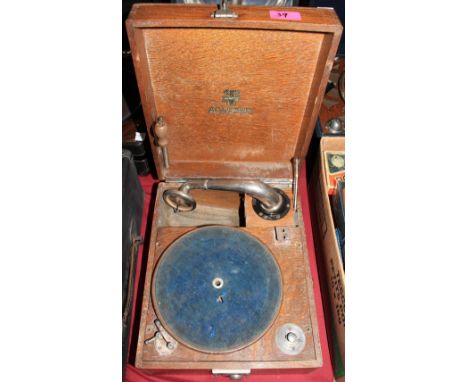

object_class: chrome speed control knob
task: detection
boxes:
[276,323,306,355]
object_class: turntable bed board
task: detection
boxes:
[136,222,321,370]
[126,166,334,380]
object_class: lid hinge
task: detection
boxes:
[211,0,239,19]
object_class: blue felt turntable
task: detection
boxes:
[152,226,282,353]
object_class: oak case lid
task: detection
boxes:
[126,4,342,181]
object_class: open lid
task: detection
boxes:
[126,4,342,181]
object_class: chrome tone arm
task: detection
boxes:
[163,179,290,220]
[180,180,284,213]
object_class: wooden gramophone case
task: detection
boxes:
[126,3,342,374]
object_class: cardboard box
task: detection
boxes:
[309,136,345,379]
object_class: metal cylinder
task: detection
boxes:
[179,179,284,213]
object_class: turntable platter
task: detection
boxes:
[153,226,282,353]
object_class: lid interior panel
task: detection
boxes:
[140,27,327,179]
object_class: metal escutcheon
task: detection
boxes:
[275,323,306,355]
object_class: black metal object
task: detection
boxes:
[123,1,161,178]
[122,95,153,176]
[122,150,144,380]
[251,188,291,220]
[122,139,151,175]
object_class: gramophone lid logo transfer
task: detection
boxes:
[208,89,253,114]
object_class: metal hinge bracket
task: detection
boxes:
[211,0,238,19]
[274,226,291,242]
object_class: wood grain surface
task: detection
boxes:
[134,184,322,371]
[126,4,342,181]
[158,188,241,227]
[126,3,342,372]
